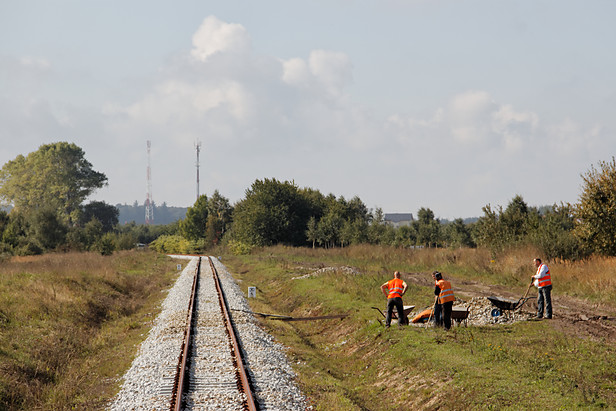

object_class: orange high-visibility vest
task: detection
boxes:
[387,278,404,299]
[436,279,455,304]
[537,264,552,288]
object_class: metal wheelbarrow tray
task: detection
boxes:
[487,295,535,318]
[487,296,532,311]
[451,307,470,326]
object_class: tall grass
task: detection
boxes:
[0,250,179,410]
[273,244,616,304]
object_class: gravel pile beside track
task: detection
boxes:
[108,256,308,410]
[410,296,535,328]
[456,297,535,326]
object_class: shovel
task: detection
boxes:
[425,296,438,328]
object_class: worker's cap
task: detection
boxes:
[434,271,442,280]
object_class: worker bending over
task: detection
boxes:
[380,271,408,327]
[433,271,455,330]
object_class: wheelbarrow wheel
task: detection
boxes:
[491,308,501,317]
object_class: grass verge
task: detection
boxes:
[0,250,180,410]
[222,245,616,410]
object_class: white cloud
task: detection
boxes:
[281,50,352,98]
[308,50,352,96]
[282,58,311,87]
[448,90,495,144]
[18,56,51,70]
[191,16,251,62]
[545,118,602,158]
[123,79,254,126]
[492,104,538,152]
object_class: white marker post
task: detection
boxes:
[248,287,256,298]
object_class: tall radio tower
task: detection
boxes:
[145,140,154,225]
[195,141,202,200]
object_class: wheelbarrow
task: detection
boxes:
[372,305,415,325]
[487,283,535,318]
[451,306,471,326]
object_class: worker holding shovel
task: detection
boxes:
[531,258,552,319]
[380,271,408,327]
[433,271,455,330]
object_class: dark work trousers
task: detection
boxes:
[537,285,553,319]
[386,297,404,326]
[434,302,443,326]
[442,301,453,330]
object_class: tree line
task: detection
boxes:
[0,143,174,257]
[1,143,615,261]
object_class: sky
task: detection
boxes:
[1,0,615,220]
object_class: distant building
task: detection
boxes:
[384,213,414,228]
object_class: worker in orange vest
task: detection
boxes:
[380,271,408,327]
[433,271,455,330]
[531,258,552,319]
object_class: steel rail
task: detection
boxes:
[170,257,200,411]
[207,256,258,411]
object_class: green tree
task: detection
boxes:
[500,195,534,244]
[413,207,441,247]
[529,203,582,260]
[81,201,119,232]
[205,190,233,244]
[1,212,27,249]
[230,179,311,246]
[345,196,370,223]
[367,207,387,244]
[474,204,507,253]
[84,218,104,250]
[306,216,319,248]
[0,210,9,241]
[27,207,67,250]
[574,157,616,256]
[96,233,116,256]
[181,195,209,241]
[394,224,417,248]
[443,218,475,248]
[317,211,343,248]
[0,142,107,223]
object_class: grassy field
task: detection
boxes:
[1,246,615,410]
[0,250,180,410]
[221,245,616,410]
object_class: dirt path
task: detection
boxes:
[402,271,616,343]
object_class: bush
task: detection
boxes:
[96,233,116,256]
[149,235,191,254]
[227,240,253,255]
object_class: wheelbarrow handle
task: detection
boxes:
[371,307,386,319]
[522,282,533,300]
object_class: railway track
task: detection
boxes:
[110,256,307,410]
[171,256,257,410]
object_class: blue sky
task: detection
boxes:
[1,0,615,219]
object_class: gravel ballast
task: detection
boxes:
[109,256,308,410]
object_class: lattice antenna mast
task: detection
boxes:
[195,141,202,200]
[145,140,154,224]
